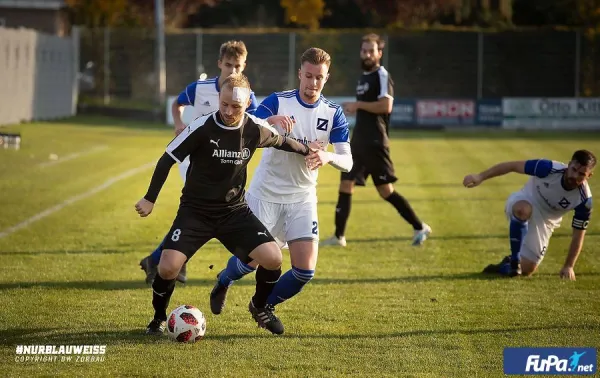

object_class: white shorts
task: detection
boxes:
[504,191,554,264]
[178,157,190,183]
[245,192,319,248]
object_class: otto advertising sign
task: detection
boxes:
[416,100,475,125]
[503,98,600,129]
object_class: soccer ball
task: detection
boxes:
[167,305,206,343]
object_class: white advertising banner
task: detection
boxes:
[502,98,600,129]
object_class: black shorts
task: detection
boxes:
[162,205,276,264]
[341,143,397,186]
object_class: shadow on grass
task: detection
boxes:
[1,328,164,346]
[41,115,166,131]
[6,268,599,291]
[209,323,600,341]
[1,249,133,256]
[317,196,500,205]
[318,182,518,190]
[3,323,598,345]
[341,232,600,244]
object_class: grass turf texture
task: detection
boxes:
[1,116,599,377]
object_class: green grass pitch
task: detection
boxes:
[1,116,599,377]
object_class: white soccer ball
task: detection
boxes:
[167,305,206,343]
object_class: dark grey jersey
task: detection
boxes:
[166,112,292,212]
[352,66,394,147]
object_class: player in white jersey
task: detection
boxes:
[208,47,353,316]
[463,150,595,280]
[139,41,258,285]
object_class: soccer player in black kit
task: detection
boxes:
[135,74,315,335]
[321,33,432,248]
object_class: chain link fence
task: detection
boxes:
[78,28,599,110]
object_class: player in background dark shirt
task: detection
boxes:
[321,33,432,248]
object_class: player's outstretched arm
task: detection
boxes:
[271,135,310,155]
[463,161,527,188]
[135,153,176,217]
[305,142,353,172]
[561,228,586,281]
[257,122,310,156]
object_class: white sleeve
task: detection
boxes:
[326,142,353,172]
[378,68,393,100]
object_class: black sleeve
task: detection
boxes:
[166,118,205,163]
[273,135,310,156]
[143,153,176,203]
[257,122,309,155]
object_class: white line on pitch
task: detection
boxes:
[37,145,110,168]
[0,162,155,239]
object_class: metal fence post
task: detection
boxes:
[72,26,80,114]
[103,27,110,105]
[155,0,166,107]
[196,30,203,78]
[477,31,483,99]
[287,32,296,90]
[383,34,389,68]
[575,30,581,98]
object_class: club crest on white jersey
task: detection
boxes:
[248,89,350,203]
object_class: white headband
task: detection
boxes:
[232,87,250,103]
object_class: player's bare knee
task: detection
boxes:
[249,243,282,270]
[512,201,533,221]
[157,262,180,280]
[339,180,354,194]
[261,256,282,270]
[520,259,538,277]
[289,241,318,270]
[158,249,187,280]
[376,183,394,199]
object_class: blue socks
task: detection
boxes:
[267,266,315,306]
[150,235,167,265]
[217,257,315,306]
[218,256,256,286]
[509,215,528,263]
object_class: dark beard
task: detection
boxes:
[361,59,376,71]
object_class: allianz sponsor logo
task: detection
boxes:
[212,148,251,165]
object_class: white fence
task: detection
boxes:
[0,27,79,125]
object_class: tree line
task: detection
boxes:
[66,0,600,31]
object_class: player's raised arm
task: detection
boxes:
[463,159,554,188]
[253,93,295,133]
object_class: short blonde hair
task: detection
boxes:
[221,73,250,92]
[219,40,248,60]
[300,47,331,68]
